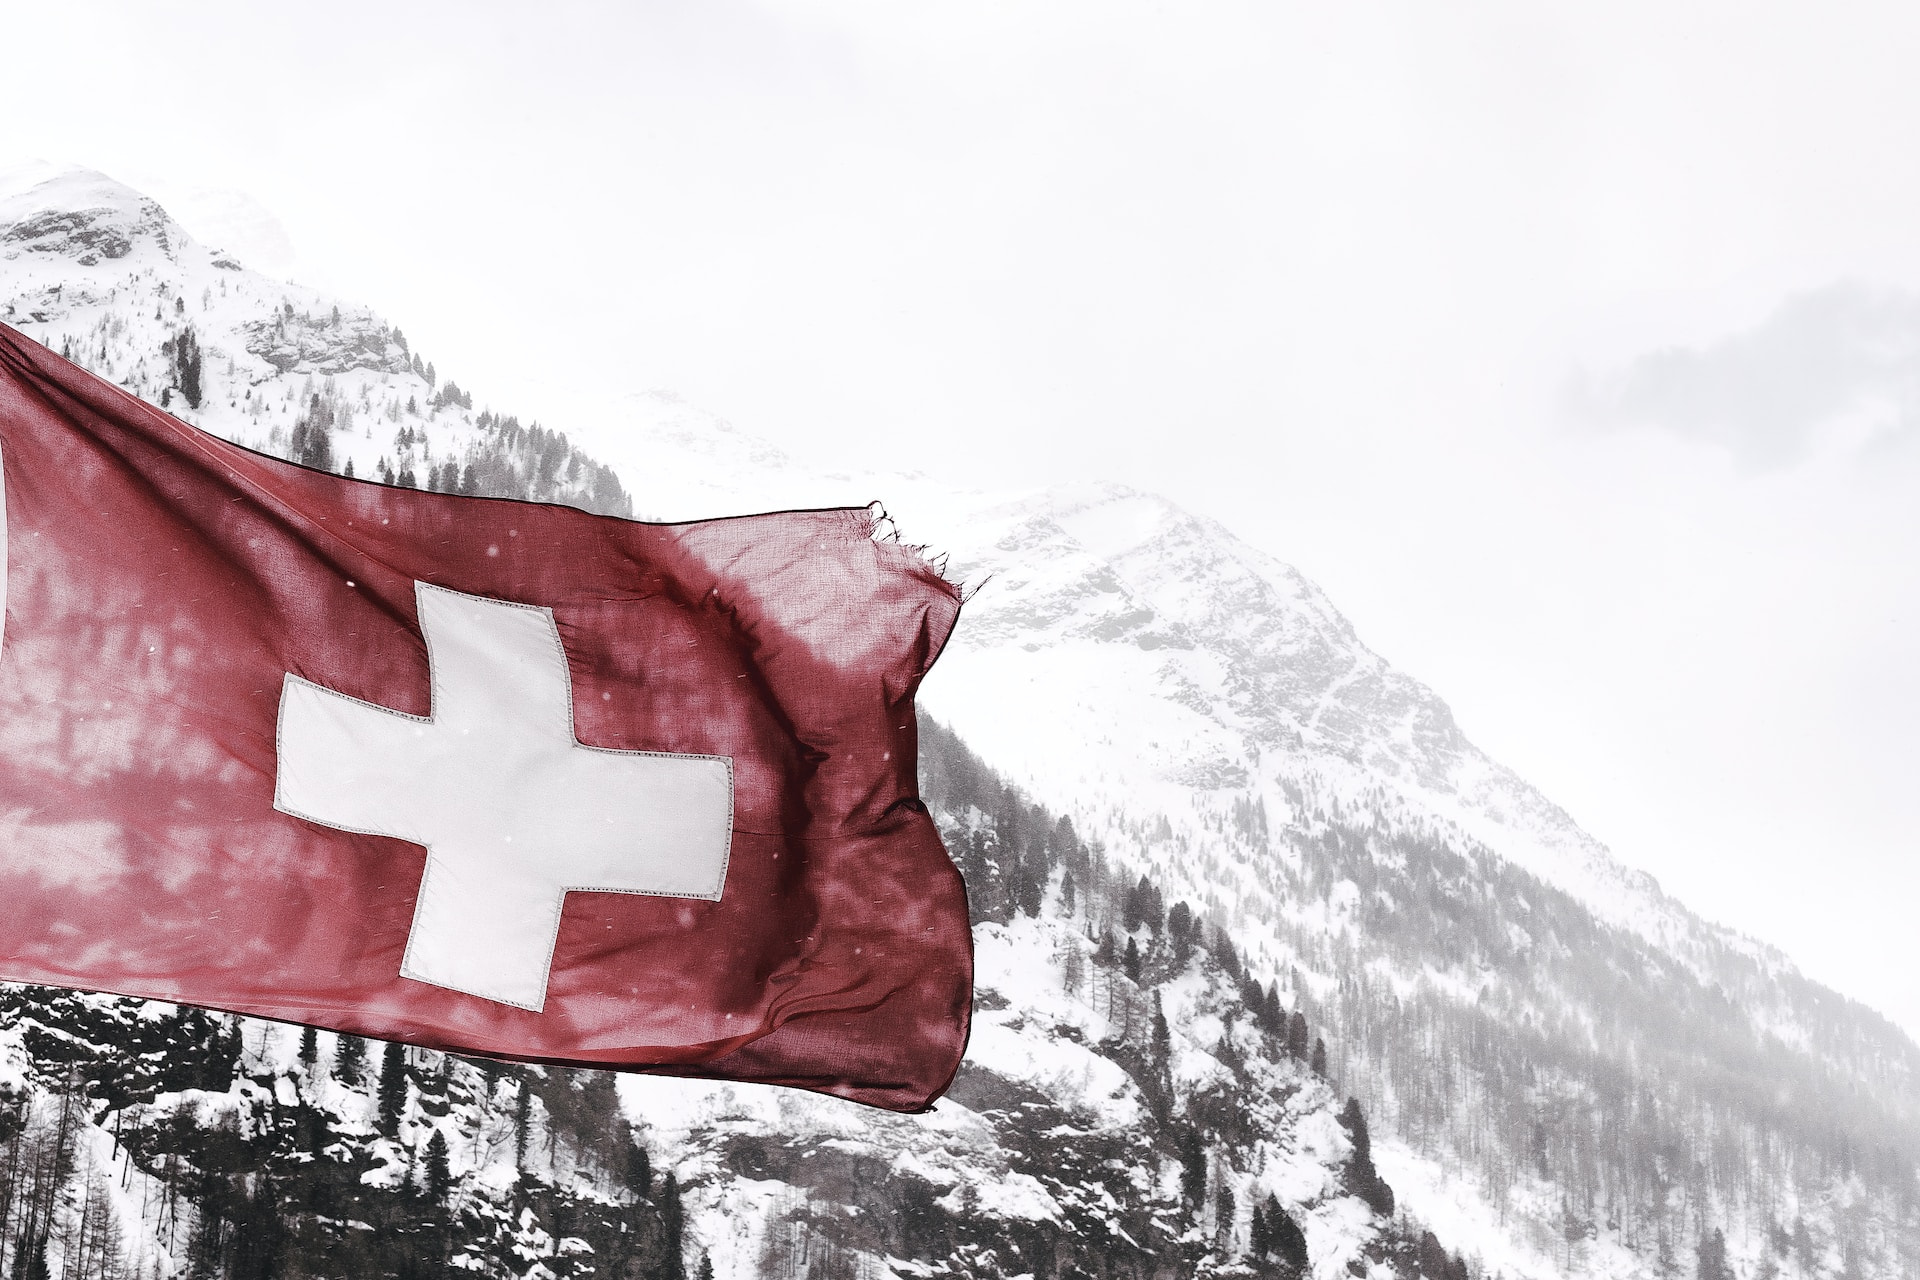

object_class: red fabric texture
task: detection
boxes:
[0,323,971,1112]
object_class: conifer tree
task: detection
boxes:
[298,1025,318,1070]
[1013,850,1043,917]
[1215,1180,1236,1252]
[1123,878,1145,933]
[290,398,334,472]
[335,1032,367,1084]
[377,1042,407,1136]
[1698,1228,1732,1280]
[217,1017,244,1083]
[18,1231,48,1280]
[1214,931,1240,977]
[1168,901,1194,967]
[1177,1128,1207,1207]
[1260,985,1283,1036]
[424,1130,451,1202]
[513,1077,532,1170]
[624,1139,652,1200]
[1063,943,1087,999]
[1146,993,1175,1121]
[169,325,203,409]
[1339,1097,1394,1216]
[1793,1218,1815,1270]
[659,1171,685,1280]
[1268,1196,1309,1270]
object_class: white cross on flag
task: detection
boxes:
[0,323,972,1112]
[276,583,737,1011]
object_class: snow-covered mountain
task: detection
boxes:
[593,393,1920,1280]
[2,166,1916,1280]
[601,427,1679,931]
[0,164,627,517]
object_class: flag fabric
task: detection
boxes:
[0,322,971,1112]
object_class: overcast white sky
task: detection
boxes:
[6,1,1920,1030]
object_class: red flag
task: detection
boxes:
[0,323,971,1112]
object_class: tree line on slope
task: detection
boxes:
[910,714,1466,1280]
[1224,779,1920,1280]
[279,372,630,518]
[46,301,630,523]
[40,296,635,522]
[0,984,699,1280]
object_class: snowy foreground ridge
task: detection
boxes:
[0,166,1917,1280]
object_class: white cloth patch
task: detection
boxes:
[274,582,733,1011]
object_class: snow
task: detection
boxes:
[1374,1138,1555,1280]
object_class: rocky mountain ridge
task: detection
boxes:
[0,165,628,518]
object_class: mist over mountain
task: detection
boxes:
[0,167,1914,1280]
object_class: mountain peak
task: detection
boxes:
[0,166,190,269]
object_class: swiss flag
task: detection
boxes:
[0,323,971,1112]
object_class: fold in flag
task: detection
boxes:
[0,323,971,1112]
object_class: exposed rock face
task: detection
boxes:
[1,208,138,263]
[241,312,414,376]
[0,168,630,520]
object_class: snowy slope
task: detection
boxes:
[0,166,626,518]
[4,166,1919,1280]
[502,316,1920,1280]
[531,382,1675,938]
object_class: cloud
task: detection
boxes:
[1569,282,1920,467]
